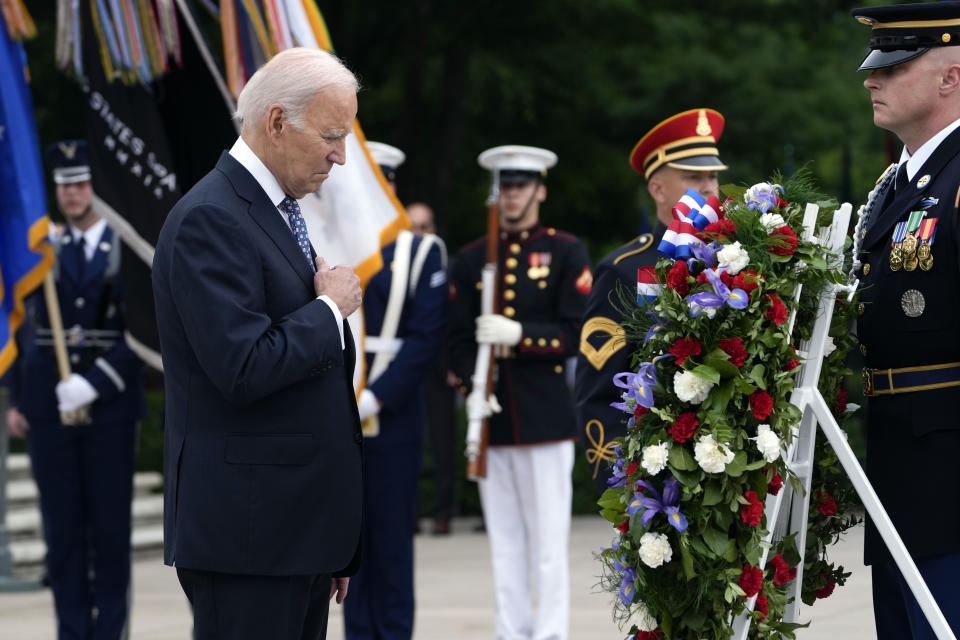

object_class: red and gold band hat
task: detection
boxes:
[629,108,728,179]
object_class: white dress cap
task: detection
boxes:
[366,141,406,170]
[477,145,558,174]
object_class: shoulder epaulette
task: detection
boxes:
[876,163,897,186]
[613,233,654,265]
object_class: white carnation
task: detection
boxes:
[673,370,714,405]
[628,600,657,632]
[759,212,786,232]
[716,241,750,275]
[638,532,673,568]
[823,336,836,357]
[753,424,781,463]
[641,441,670,475]
[694,434,735,473]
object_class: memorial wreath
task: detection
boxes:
[598,172,861,639]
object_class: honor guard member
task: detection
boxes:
[5,140,146,640]
[344,142,448,640]
[852,4,960,637]
[575,109,727,492]
[449,145,592,640]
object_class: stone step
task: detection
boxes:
[5,453,31,483]
[9,522,165,566]
[5,493,164,537]
[5,471,162,506]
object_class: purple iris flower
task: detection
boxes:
[687,268,748,317]
[630,475,688,533]
[688,240,718,269]
[619,567,637,605]
[745,183,784,214]
[611,362,658,413]
[607,446,627,488]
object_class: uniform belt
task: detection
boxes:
[862,361,960,396]
[364,336,404,354]
[35,328,121,348]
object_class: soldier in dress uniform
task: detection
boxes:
[448,145,592,640]
[574,109,728,491]
[344,142,448,640]
[5,140,146,639]
[852,4,960,637]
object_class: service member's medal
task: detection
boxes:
[527,252,551,279]
[889,221,907,271]
[901,210,925,255]
[917,217,937,270]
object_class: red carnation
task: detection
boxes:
[669,337,701,366]
[837,389,848,414]
[769,553,797,586]
[765,294,788,325]
[669,412,699,443]
[769,225,798,256]
[816,576,836,599]
[738,564,764,598]
[626,461,640,477]
[719,337,747,367]
[636,631,663,640]
[704,218,737,241]
[633,404,648,422]
[784,359,800,371]
[666,260,690,296]
[732,270,762,293]
[776,196,789,209]
[755,594,769,620]
[741,490,764,527]
[617,518,630,533]
[816,490,837,516]
[767,472,783,496]
[750,390,774,420]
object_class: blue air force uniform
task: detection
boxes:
[343,231,447,640]
[574,226,663,492]
[9,222,145,639]
[852,4,960,636]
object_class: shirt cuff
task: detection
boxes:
[318,295,345,350]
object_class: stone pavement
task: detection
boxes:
[0,516,876,639]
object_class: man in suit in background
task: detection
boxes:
[851,3,960,637]
[6,140,146,639]
[345,142,447,640]
[152,48,364,640]
[575,109,728,491]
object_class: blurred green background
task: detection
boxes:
[17,0,882,516]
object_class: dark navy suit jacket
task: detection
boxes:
[152,152,363,576]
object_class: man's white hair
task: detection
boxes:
[235,47,359,132]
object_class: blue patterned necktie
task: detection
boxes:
[279,196,315,272]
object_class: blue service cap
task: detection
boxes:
[44,140,91,184]
[853,1,960,71]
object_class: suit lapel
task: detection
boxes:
[215,152,316,291]
[864,127,960,250]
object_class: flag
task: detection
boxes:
[0,24,53,376]
[78,1,237,371]
[636,266,661,306]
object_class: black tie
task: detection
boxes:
[895,163,909,192]
[76,236,87,280]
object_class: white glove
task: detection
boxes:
[475,314,522,346]
[467,388,502,419]
[55,373,99,412]
[357,389,381,421]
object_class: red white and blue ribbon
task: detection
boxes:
[657,189,721,260]
[636,266,662,305]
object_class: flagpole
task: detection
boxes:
[173,0,240,134]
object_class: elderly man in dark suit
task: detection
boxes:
[152,47,364,640]
[851,3,960,638]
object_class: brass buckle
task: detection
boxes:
[862,367,874,396]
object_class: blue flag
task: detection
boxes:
[0,26,52,376]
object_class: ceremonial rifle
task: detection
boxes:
[465,175,500,481]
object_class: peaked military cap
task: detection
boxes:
[853,1,960,71]
[478,145,557,185]
[629,108,728,179]
[44,139,91,184]
[366,141,406,183]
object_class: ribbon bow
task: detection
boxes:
[658,189,723,259]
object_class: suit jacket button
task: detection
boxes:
[75,297,85,308]
[354,432,362,444]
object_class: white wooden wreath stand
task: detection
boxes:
[730,203,956,640]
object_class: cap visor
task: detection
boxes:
[857,48,928,71]
[665,156,728,172]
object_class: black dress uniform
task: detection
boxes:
[575,224,665,492]
[449,223,592,445]
[9,222,145,640]
[343,232,447,640]
[853,4,960,636]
